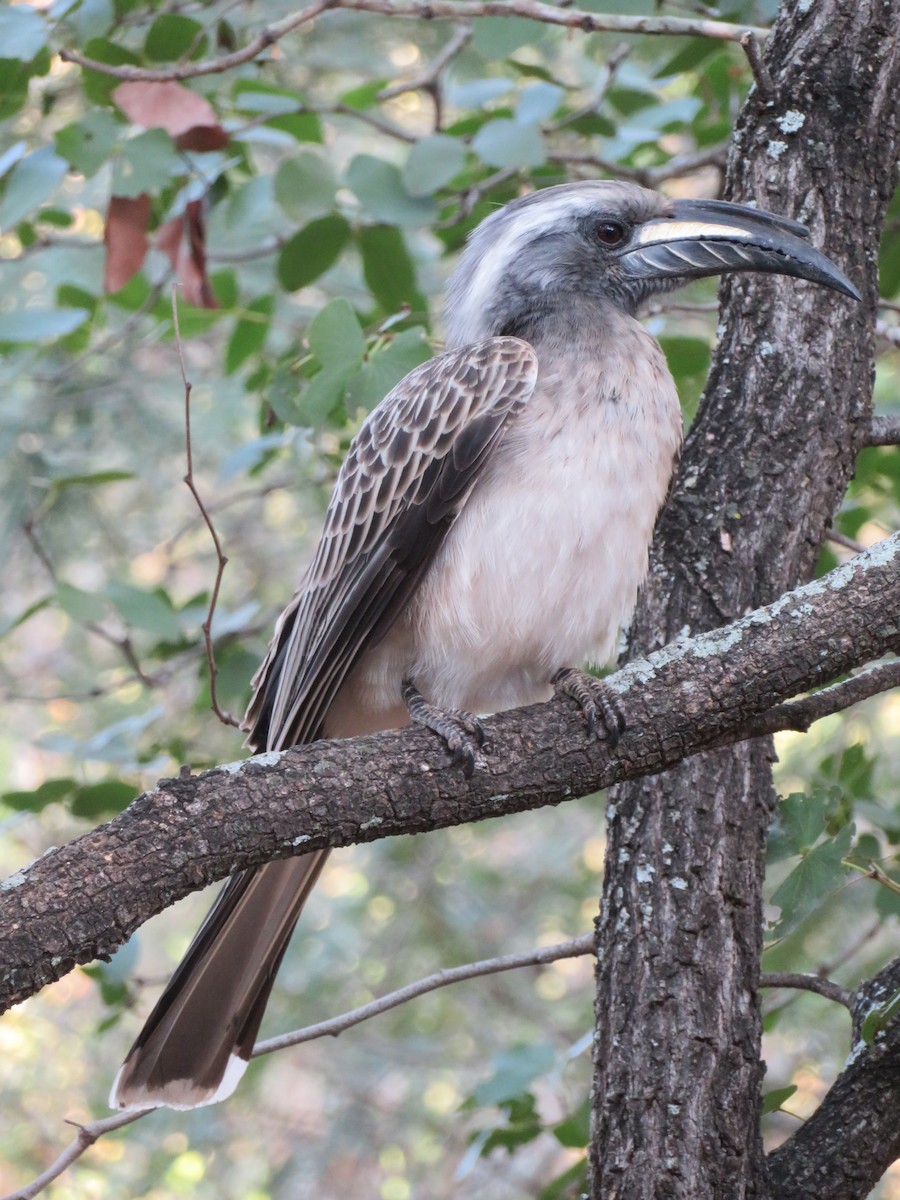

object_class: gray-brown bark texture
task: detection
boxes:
[2,536,898,1015]
[589,1,900,1198]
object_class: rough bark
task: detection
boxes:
[1,535,897,1015]
[589,1,900,1198]
[768,957,900,1199]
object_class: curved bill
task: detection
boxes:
[619,197,860,300]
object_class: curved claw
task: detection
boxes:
[402,679,484,776]
[553,667,626,747]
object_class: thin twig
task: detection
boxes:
[378,22,472,131]
[22,514,159,687]
[760,972,853,1009]
[868,415,900,446]
[172,287,240,730]
[827,527,867,555]
[0,934,593,1200]
[254,933,594,1057]
[1,1112,148,1200]
[549,142,728,188]
[59,1,768,82]
[549,42,631,134]
[59,0,339,80]
[740,30,774,102]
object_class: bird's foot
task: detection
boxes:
[553,668,626,748]
[402,679,485,778]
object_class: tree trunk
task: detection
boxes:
[589,1,900,1196]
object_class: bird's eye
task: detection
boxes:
[596,220,626,247]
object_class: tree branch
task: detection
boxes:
[868,414,900,446]
[768,953,900,1198]
[0,934,594,1200]
[1,534,897,1014]
[59,1,767,82]
[760,972,853,1010]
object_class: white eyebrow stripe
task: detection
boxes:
[635,219,762,245]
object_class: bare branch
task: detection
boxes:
[378,22,472,130]
[173,289,240,730]
[733,661,900,741]
[740,31,774,102]
[549,143,728,188]
[59,1,768,82]
[1,533,897,1015]
[869,414,900,446]
[59,0,338,81]
[255,933,593,1056]
[760,972,853,1010]
[0,936,592,1200]
[1,1112,146,1200]
[827,526,867,554]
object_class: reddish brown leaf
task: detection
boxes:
[156,200,217,310]
[111,81,228,148]
[174,125,230,152]
[103,194,151,293]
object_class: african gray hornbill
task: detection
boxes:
[111,180,858,1110]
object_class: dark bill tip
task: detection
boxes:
[621,198,861,302]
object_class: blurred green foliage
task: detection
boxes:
[0,0,898,1197]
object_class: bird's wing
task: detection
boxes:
[243,336,538,751]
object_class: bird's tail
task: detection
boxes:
[110,850,329,1111]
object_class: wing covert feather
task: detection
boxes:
[243,337,538,751]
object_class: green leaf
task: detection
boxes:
[232,81,322,141]
[772,791,827,858]
[552,1099,590,1148]
[358,224,424,315]
[0,308,90,343]
[55,111,121,178]
[402,135,468,197]
[80,38,142,106]
[761,1084,798,1115]
[274,152,338,221]
[105,581,182,639]
[539,1157,588,1200]
[57,582,109,623]
[0,5,47,60]
[471,1042,556,1106]
[346,328,430,410]
[0,146,67,227]
[308,299,365,369]
[144,14,207,62]
[517,82,564,125]
[72,0,115,44]
[472,119,545,169]
[277,214,351,291]
[111,129,183,199]
[472,16,542,56]
[50,468,132,489]
[299,365,357,427]
[226,295,274,374]
[655,36,720,78]
[659,336,712,382]
[266,366,305,425]
[769,824,853,939]
[345,156,437,228]
[3,778,76,813]
[71,779,138,818]
[340,80,388,110]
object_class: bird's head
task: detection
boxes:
[444,180,859,347]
